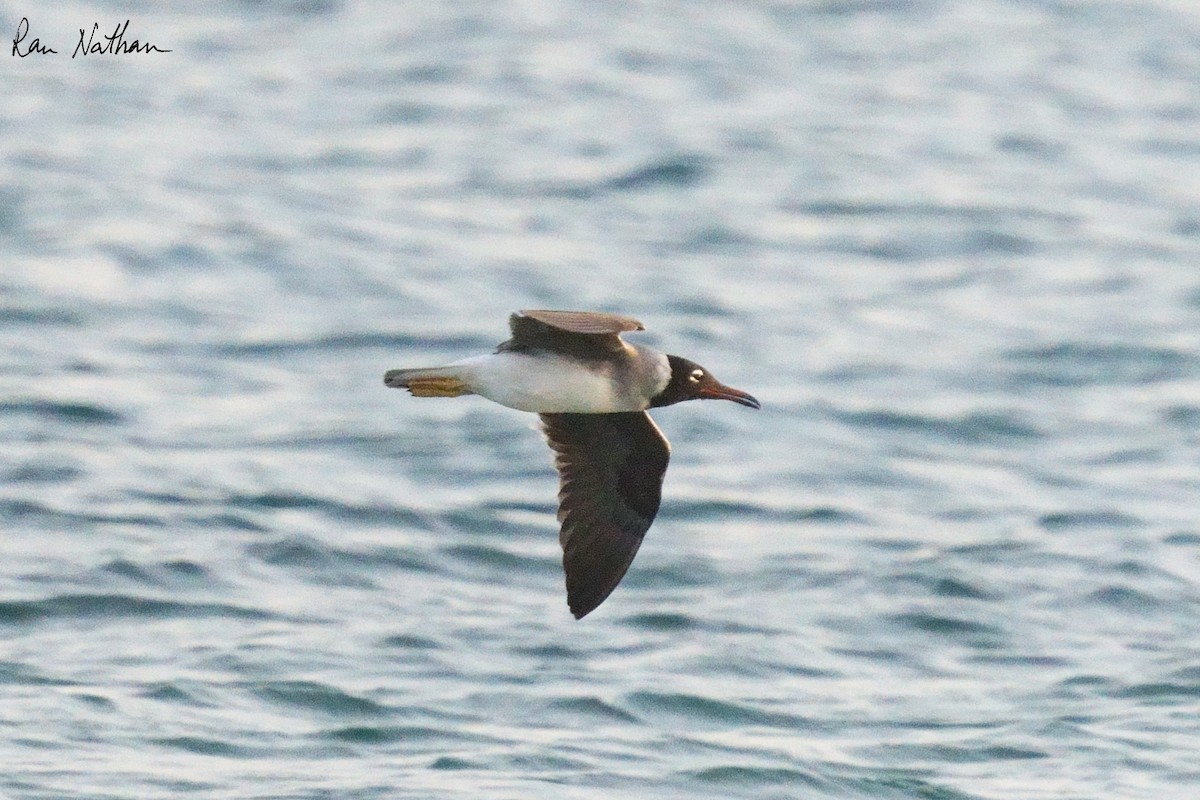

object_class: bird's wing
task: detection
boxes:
[519,309,644,334]
[498,310,644,360]
[540,411,670,618]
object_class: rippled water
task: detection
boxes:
[4,2,1200,798]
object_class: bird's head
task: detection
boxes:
[650,355,761,409]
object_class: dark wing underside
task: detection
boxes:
[540,411,671,618]
[498,310,645,361]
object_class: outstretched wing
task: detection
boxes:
[519,309,644,335]
[498,310,644,361]
[540,411,671,618]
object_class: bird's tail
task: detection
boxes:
[383,366,475,397]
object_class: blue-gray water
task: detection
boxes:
[4,2,1200,798]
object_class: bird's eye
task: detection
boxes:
[689,369,704,383]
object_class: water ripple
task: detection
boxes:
[1005,343,1197,387]
[626,691,804,728]
[0,594,275,625]
[0,400,126,425]
[252,680,389,717]
[832,408,1042,444]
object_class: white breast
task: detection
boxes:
[451,352,646,413]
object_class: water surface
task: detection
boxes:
[3,2,1200,798]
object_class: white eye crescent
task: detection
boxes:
[689,369,704,383]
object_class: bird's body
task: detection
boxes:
[384,309,759,618]
[397,348,671,413]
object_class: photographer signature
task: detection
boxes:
[12,17,171,58]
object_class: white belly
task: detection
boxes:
[452,353,643,413]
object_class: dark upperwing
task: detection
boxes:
[540,411,670,618]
